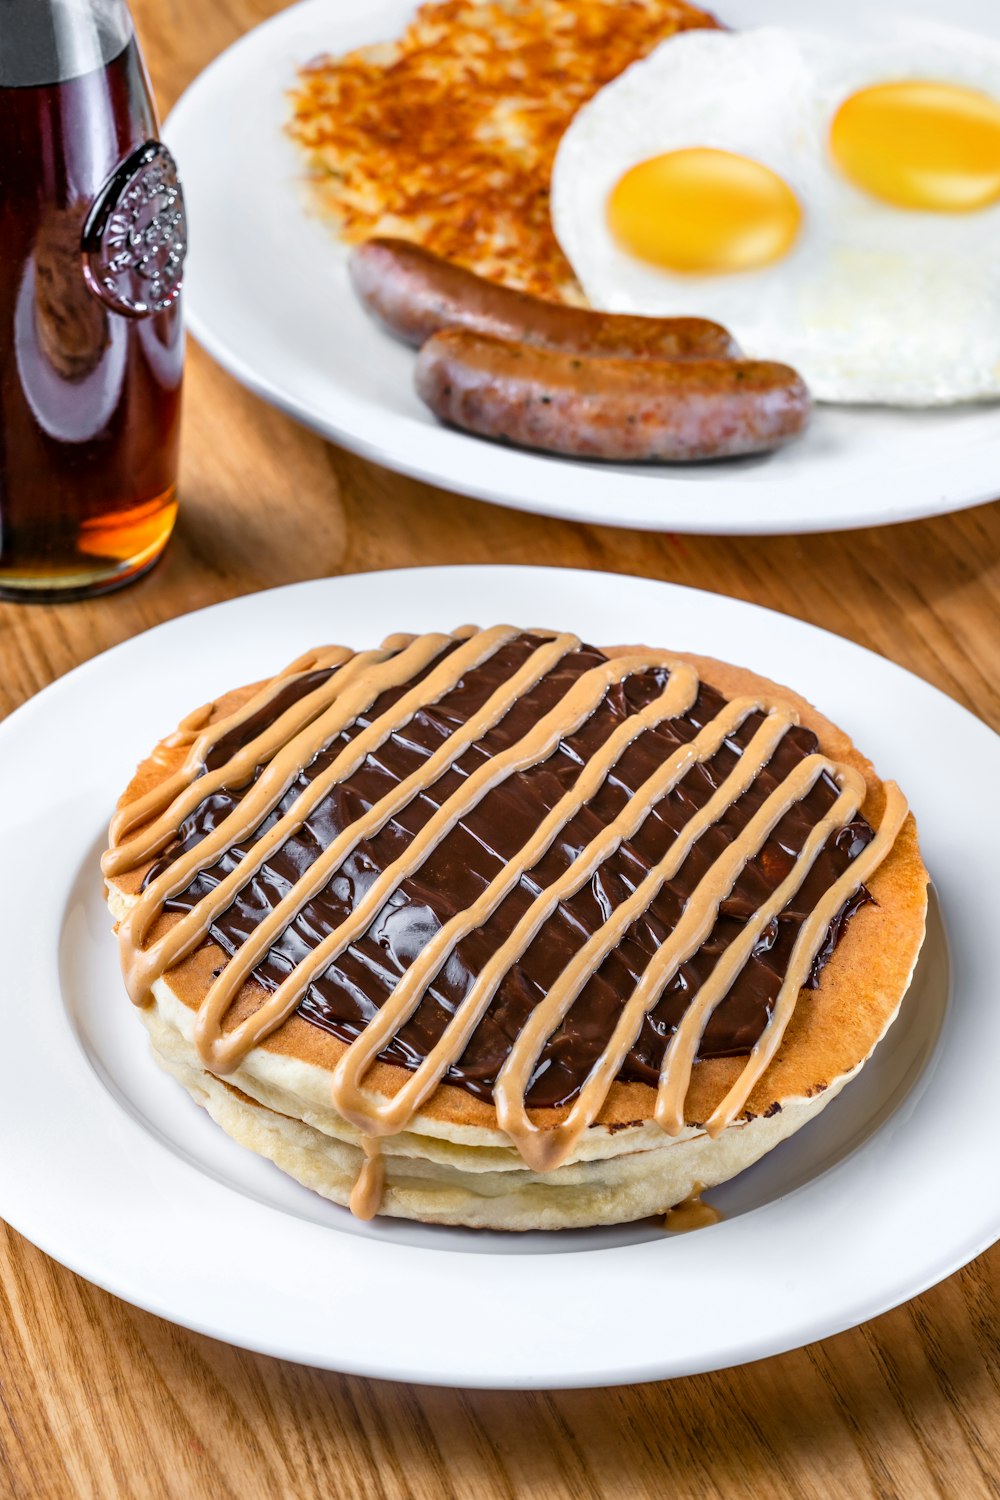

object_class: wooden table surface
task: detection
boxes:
[2,3,1000,1496]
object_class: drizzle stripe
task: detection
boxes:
[105,646,353,852]
[493,709,807,1170]
[329,662,701,1133]
[654,766,866,1135]
[120,626,526,1004]
[702,781,909,1138]
[331,680,773,1137]
[190,629,577,1069]
[194,647,680,1074]
[104,644,403,878]
[349,1138,385,1221]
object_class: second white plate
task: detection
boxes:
[166,0,1000,535]
[0,566,998,1387]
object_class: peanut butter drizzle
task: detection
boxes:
[494,708,804,1171]
[329,661,701,1135]
[653,765,866,1138]
[190,629,595,1071]
[119,625,526,1007]
[106,627,907,1221]
[103,646,356,873]
[664,1187,721,1233]
[702,782,910,1140]
[349,1138,385,1221]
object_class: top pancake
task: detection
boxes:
[105,634,928,1141]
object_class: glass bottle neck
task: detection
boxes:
[0,0,134,87]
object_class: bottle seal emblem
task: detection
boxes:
[82,139,186,317]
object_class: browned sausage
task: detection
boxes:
[415,330,811,462]
[350,237,741,361]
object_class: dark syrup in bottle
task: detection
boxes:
[0,2,184,600]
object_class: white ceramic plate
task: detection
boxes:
[165,0,1000,536]
[0,565,998,1387]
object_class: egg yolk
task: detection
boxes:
[830,80,1000,212]
[606,147,802,275]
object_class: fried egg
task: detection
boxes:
[551,25,1000,404]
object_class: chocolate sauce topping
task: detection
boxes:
[146,635,874,1110]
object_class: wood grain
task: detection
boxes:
[1,3,999,1496]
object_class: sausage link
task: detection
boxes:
[350,237,741,361]
[415,330,811,462]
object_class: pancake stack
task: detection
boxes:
[104,627,927,1229]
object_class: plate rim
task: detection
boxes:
[1,564,999,1387]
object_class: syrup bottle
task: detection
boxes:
[0,0,186,600]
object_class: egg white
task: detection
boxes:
[551,24,1000,405]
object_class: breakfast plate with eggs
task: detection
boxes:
[167,0,1000,533]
